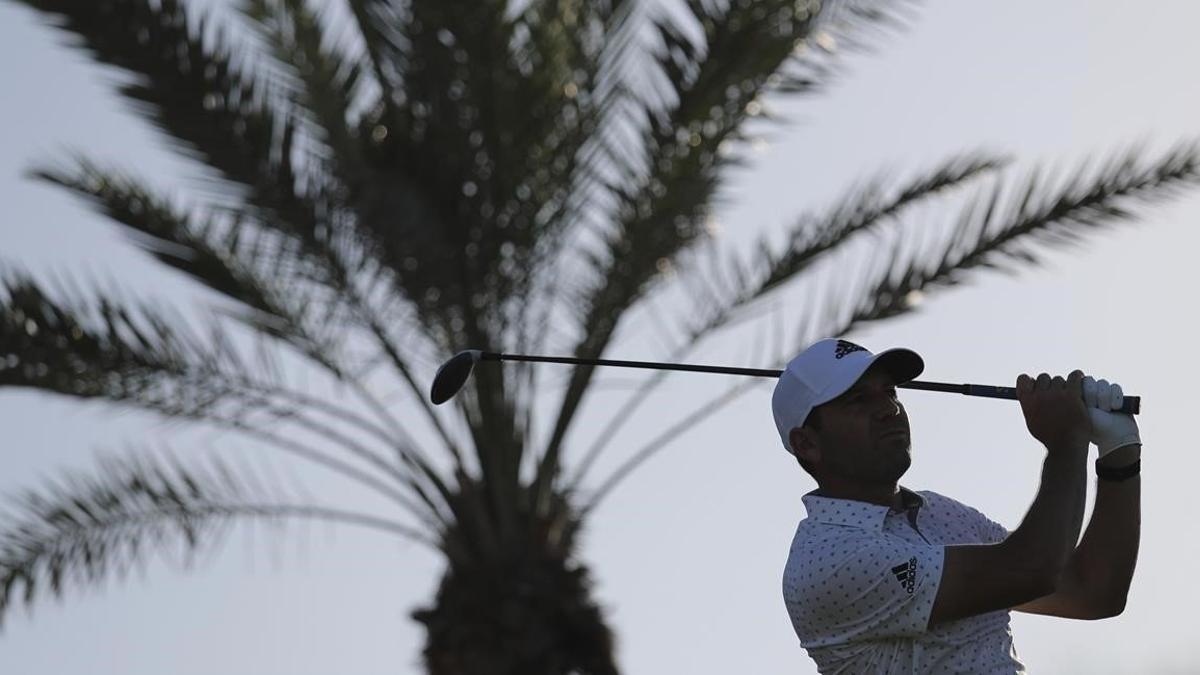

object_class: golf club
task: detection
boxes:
[429,350,1141,415]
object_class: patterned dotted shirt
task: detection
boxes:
[782,488,1026,674]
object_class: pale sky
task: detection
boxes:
[3,1,1200,674]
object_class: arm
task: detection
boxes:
[927,370,1092,628]
[928,440,1089,627]
[1016,443,1141,619]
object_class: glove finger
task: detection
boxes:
[1111,382,1124,411]
[1082,376,1098,408]
[1097,379,1112,411]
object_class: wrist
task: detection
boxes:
[1096,457,1140,482]
[1098,444,1141,469]
[1045,439,1090,458]
[1044,447,1089,475]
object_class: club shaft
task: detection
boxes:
[485,351,781,377]
[483,352,1141,415]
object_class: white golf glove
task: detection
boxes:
[1083,375,1141,457]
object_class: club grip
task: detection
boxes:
[1117,396,1140,415]
[964,384,1141,415]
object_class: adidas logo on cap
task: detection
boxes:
[834,340,868,360]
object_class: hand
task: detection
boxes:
[1083,375,1141,459]
[1017,370,1091,453]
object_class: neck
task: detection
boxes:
[813,479,902,509]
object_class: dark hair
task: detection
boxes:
[803,407,824,432]
[794,406,822,474]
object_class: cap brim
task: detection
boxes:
[811,347,925,406]
[869,348,924,385]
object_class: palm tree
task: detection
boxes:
[1,0,1196,672]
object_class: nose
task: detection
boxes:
[875,397,901,419]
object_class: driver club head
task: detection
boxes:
[430,350,483,404]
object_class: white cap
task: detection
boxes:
[772,338,924,454]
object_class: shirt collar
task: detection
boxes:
[801,487,924,531]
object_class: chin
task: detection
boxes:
[875,436,911,460]
[881,454,912,482]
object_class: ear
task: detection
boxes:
[789,426,820,465]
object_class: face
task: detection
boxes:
[790,367,911,485]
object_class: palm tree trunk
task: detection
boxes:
[413,550,618,675]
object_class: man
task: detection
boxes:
[774,338,1141,673]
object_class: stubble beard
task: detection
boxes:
[826,436,912,486]
[866,435,912,484]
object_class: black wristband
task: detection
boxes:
[1096,458,1140,482]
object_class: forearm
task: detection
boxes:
[1067,444,1142,613]
[1003,443,1090,581]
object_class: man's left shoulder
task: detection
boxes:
[914,489,957,508]
[915,489,988,519]
[915,488,1008,543]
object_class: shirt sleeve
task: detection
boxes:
[788,538,946,645]
[963,502,1010,544]
[930,491,1010,545]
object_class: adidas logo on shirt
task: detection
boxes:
[891,557,918,594]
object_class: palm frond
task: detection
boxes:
[530,0,826,510]
[349,0,586,337]
[532,4,955,508]
[344,0,406,98]
[0,449,431,627]
[0,270,454,520]
[14,0,408,369]
[499,0,640,320]
[835,141,1200,330]
[579,377,757,517]
[14,3,445,435]
[13,0,325,242]
[238,0,365,182]
[772,0,917,96]
[0,270,262,420]
[343,0,651,531]
[31,156,349,377]
[341,0,632,356]
[494,0,642,437]
[346,0,502,333]
[683,150,1009,340]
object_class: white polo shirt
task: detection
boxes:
[782,488,1026,674]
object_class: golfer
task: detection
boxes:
[774,338,1141,673]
